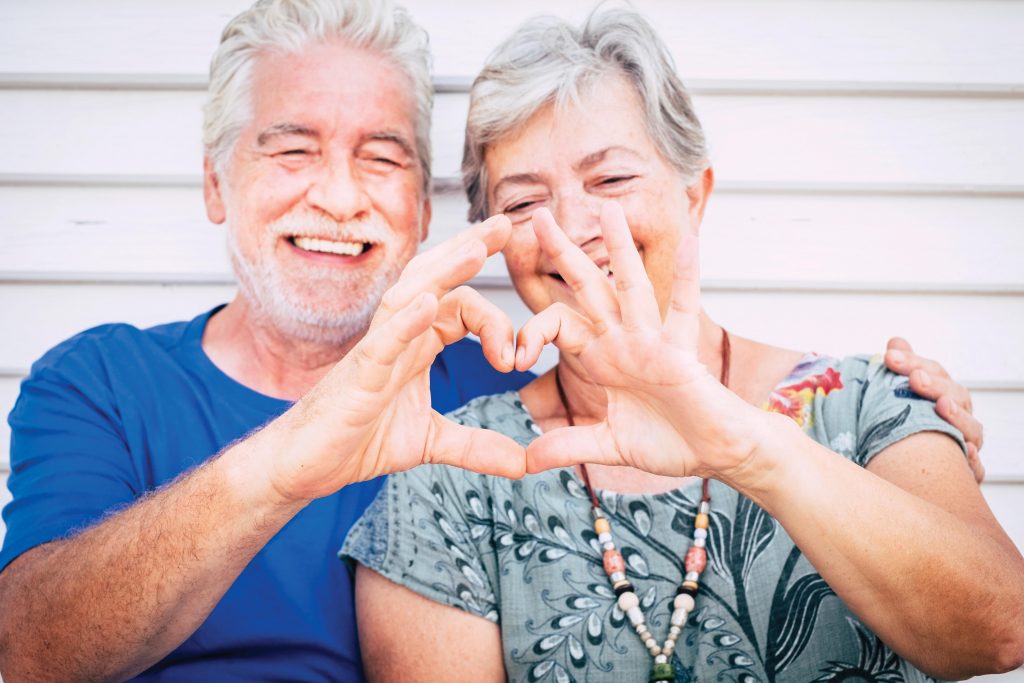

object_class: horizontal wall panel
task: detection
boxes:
[0,377,19,467]
[972,391,1024,481]
[3,90,1023,187]
[2,1,1022,86]
[0,283,237,373]
[476,287,1024,384]
[0,477,11,541]
[982,484,1024,555]
[975,669,1024,683]
[8,281,1024,381]
[5,186,1022,288]
[3,282,1019,383]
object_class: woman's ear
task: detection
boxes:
[685,166,715,234]
[203,157,227,225]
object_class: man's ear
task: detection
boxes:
[685,166,715,234]
[203,157,226,225]
[419,195,432,242]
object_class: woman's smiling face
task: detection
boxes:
[484,73,712,318]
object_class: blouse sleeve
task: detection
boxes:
[849,356,967,467]
[341,461,502,623]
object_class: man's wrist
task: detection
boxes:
[219,415,314,519]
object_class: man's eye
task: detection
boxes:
[279,149,310,156]
[373,157,400,166]
[601,175,635,186]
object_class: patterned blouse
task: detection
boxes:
[342,354,964,682]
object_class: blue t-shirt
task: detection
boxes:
[1,306,532,682]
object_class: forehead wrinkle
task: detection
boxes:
[256,122,318,146]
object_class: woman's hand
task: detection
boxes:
[264,215,527,503]
[518,203,770,480]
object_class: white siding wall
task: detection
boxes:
[0,1,1021,679]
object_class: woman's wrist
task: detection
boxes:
[711,409,805,507]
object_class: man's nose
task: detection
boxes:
[305,158,372,222]
[550,191,602,248]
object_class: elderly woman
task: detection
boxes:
[342,8,1024,682]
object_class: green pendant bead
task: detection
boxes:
[649,661,675,681]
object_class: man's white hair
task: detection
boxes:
[462,6,708,222]
[203,0,433,192]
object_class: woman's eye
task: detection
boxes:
[280,149,310,156]
[600,175,635,186]
[505,200,535,213]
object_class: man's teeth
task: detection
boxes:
[600,264,613,277]
[292,236,366,256]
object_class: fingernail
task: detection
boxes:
[888,349,905,365]
[917,370,930,388]
[947,400,957,416]
[502,343,514,368]
[516,346,525,368]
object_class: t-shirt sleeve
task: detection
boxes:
[1,343,138,572]
[341,463,501,622]
[848,356,967,467]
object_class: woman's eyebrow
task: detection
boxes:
[492,172,544,197]
[572,146,641,171]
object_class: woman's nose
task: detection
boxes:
[550,192,603,248]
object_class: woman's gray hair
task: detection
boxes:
[203,0,433,192]
[462,6,708,222]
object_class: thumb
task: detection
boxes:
[525,423,621,474]
[425,411,527,479]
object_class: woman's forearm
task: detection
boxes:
[724,415,1024,678]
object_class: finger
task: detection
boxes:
[515,303,593,372]
[531,208,620,328]
[886,336,914,353]
[435,286,516,371]
[600,202,660,329]
[374,214,512,324]
[935,395,984,451]
[426,412,527,479]
[662,234,701,348]
[525,423,622,474]
[907,367,973,414]
[347,292,439,393]
[885,344,953,382]
[965,442,986,484]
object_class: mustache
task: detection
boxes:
[266,211,393,244]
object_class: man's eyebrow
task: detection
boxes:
[363,131,416,159]
[572,146,641,172]
[256,123,318,146]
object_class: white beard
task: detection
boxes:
[225,212,408,348]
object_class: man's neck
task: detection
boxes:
[201,296,362,401]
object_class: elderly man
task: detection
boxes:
[0,0,985,681]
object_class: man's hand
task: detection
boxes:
[884,337,985,482]
[263,215,528,503]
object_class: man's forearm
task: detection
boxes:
[0,420,308,682]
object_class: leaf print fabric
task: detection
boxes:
[342,355,964,682]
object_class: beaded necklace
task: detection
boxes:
[553,329,730,683]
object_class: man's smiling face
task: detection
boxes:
[204,38,430,345]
